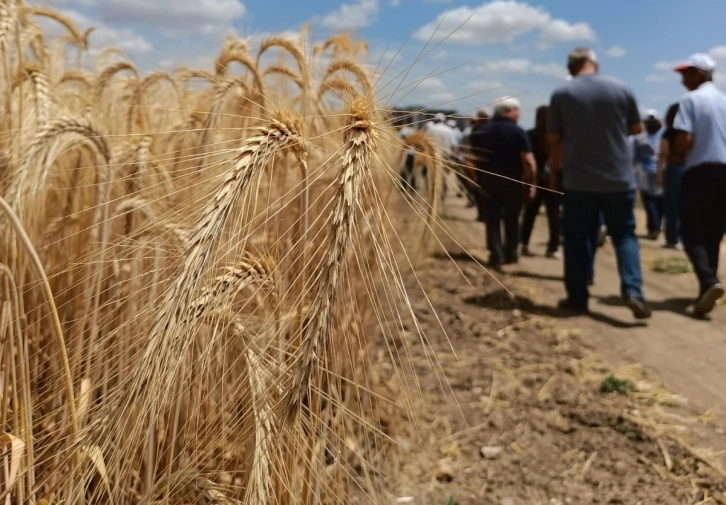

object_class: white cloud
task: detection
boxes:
[653,60,679,72]
[55,0,246,34]
[539,19,595,43]
[467,58,566,78]
[431,50,448,62]
[390,0,401,4]
[39,8,152,55]
[464,80,504,91]
[707,45,726,68]
[529,62,567,78]
[645,73,671,83]
[472,58,531,73]
[320,0,378,32]
[404,76,455,104]
[605,45,627,58]
[647,46,726,85]
[413,1,595,45]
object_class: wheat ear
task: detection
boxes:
[284,96,376,419]
[97,113,305,481]
[322,60,373,96]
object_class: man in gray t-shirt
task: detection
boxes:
[547,47,651,319]
[549,73,641,192]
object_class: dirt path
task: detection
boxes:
[372,191,726,505]
[511,203,726,416]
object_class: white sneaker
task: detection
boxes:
[521,245,534,256]
[546,250,561,259]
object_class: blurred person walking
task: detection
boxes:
[520,105,562,259]
[656,103,686,249]
[470,97,536,267]
[447,118,463,143]
[656,102,687,249]
[672,53,726,315]
[633,110,665,239]
[397,121,417,192]
[425,113,458,161]
[460,108,491,220]
[425,112,459,198]
[547,47,651,318]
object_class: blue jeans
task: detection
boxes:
[640,191,664,234]
[664,164,685,246]
[563,190,644,308]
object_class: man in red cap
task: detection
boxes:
[672,53,726,316]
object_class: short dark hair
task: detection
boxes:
[567,46,597,76]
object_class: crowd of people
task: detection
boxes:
[398,46,726,320]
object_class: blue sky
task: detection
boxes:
[38,0,726,126]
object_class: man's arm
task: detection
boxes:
[546,92,564,190]
[673,131,693,156]
[656,137,669,187]
[547,133,563,191]
[625,87,643,136]
[656,138,669,173]
[672,97,694,158]
[517,127,536,199]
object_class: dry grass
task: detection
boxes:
[0,3,452,504]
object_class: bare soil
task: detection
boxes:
[369,192,726,505]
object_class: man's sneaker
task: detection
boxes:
[647,231,660,241]
[625,296,652,319]
[693,283,726,316]
[521,245,533,257]
[546,250,561,260]
[662,243,681,250]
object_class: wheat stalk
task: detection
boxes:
[284,96,376,419]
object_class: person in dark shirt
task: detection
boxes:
[461,108,491,221]
[547,46,651,319]
[470,97,536,267]
[656,102,686,248]
[520,105,562,258]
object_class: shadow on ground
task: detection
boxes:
[465,289,647,329]
[595,295,714,320]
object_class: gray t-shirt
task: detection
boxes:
[547,74,641,193]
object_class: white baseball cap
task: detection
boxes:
[446,119,457,127]
[674,53,717,72]
[642,109,660,120]
[434,112,446,121]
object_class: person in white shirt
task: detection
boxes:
[447,119,463,143]
[671,53,726,315]
[425,113,458,159]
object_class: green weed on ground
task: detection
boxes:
[600,375,634,395]
[652,256,693,275]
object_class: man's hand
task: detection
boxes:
[527,185,536,201]
[673,131,693,158]
[655,170,664,189]
[628,122,644,136]
[546,133,563,192]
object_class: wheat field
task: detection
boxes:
[0,2,449,503]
